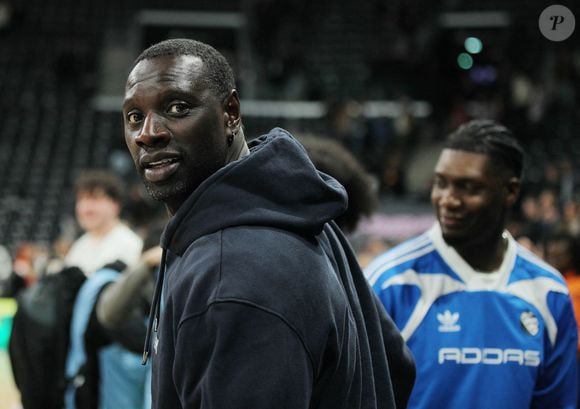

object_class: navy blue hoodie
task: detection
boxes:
[145,128,415,408]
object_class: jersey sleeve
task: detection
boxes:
[533,292,578,408]
[173,301,313,408]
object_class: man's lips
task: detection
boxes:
[440,215,465,228]
[140,153,181,183]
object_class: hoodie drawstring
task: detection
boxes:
[142,248,167,365]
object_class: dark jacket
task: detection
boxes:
[147,128,415,408]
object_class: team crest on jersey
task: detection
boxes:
[437,310,461,332]
[520,311,539,336]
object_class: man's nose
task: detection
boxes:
[135,112,170,147]
[439,189,461,208]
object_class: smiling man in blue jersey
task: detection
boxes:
[365,119,578,409]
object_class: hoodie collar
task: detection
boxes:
[160,128,347,256]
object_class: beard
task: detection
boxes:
[440,231,465,247]
[441,215,506,251]
[138,156,225,210]
[142,176,192,204]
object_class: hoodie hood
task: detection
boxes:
[143,128,347,364]
[160,127,348,255]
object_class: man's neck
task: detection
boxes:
[165,133,250,216]
[454,233,508,272]
[225,131,250,164]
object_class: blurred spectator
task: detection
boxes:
[0,244,23,297]
[559,158,576,205]
[44,236,73,275]
[325,99,368,160]
[297,133,386,268]
[96,217,166,330]
[80,219,168,409]
[8,170,146,409]
[64,219,163,409]
[545,232,580,278]
[62,170,155,409]
[559,198,580,238]
[542,163,561,193]
[298,134,378,234]
[0,244,11,281]
[11,242,49,286]
[514,234,543,257]
[64,258,151,409]
[517,190,561,248]
[537,189,561,238]
[518,194,543,240]
[64,170,143,276]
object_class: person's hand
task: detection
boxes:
[142,246,162,269]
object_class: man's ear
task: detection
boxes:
[505,176,521,206]
[223,89,241,135]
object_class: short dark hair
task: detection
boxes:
[134,38,236,102]
[445,119,525,180]
[74,169,125,204]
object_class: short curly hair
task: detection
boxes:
[445,119,525,180]
[133,38,236,102]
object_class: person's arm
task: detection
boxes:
[532,294,578,408]
[86,290,147,353]
[174,301,313,408]
[96,247,161,329]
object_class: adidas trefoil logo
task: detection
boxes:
[437,310,461,332]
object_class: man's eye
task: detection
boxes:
[433,178,446,189]
[168,102,190,114]
[463,182,480,193]
[127,112,143,124]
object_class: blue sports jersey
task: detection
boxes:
[365,224,578,409]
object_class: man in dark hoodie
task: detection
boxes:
[122,38,415,409]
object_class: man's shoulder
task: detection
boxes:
[221,225,324,261]
[69,232,91,247]
[64,233,93,264]
[512,242,566,285]
[176,225,350,331]
[179,225,334,289]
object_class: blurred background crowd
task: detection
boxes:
[1,0,580,405]
[1,0,579,279]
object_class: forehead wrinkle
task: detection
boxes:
[126,55,204,89]
[126,73,177,89]
[124,65,209,113]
